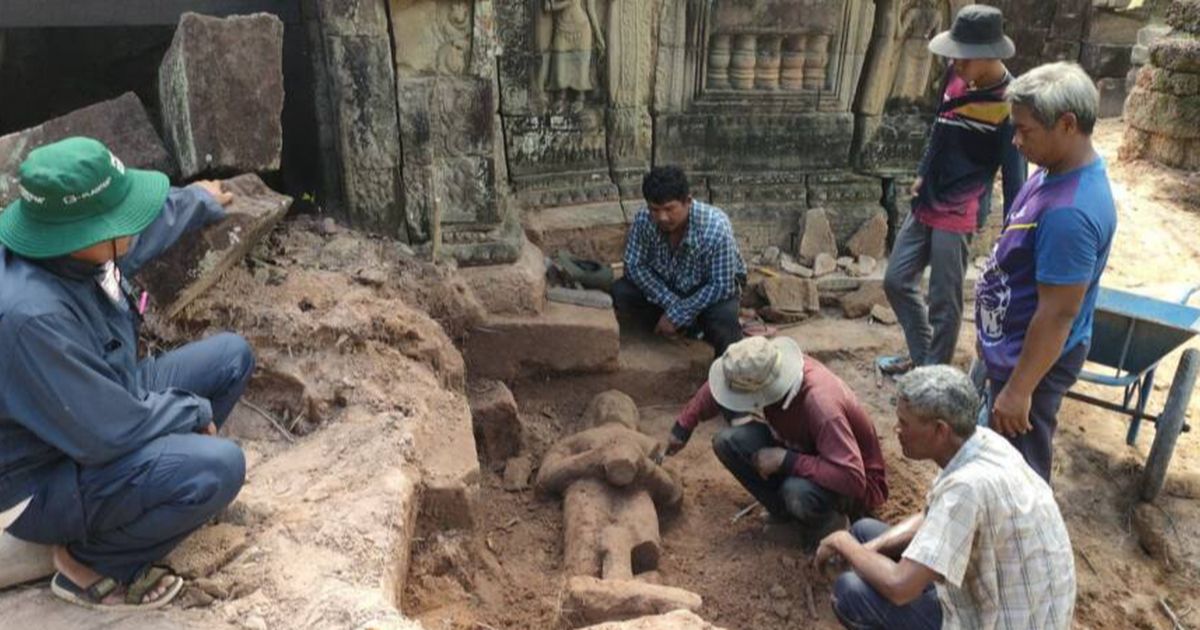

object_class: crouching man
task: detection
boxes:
[817,366,1076,629]
[665,336,888,549]
[0,137,253,610]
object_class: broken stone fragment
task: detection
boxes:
[503,456,533,491]
[779,255,813,278]
[798,208,837,265]
[761,276,820,314]
[870,303,898,325]
[460,238,547,316]
[158,12,284,177]
[813,253,838,277]
[852,255,878,277]
[846,213,887,260]
[468,379,523,465]
[139,174,292,319]
[841,280,888,319]
[0,92,176,208]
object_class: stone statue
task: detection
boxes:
[537,0,606,109]
[889,0,942,105]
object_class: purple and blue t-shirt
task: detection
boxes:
[975,158,1117,380]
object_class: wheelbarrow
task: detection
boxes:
[1063,285,1200,501]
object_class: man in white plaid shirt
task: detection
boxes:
[815,365,1076,629]
[612,166,747,358]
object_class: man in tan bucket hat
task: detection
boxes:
[666,336,888,549]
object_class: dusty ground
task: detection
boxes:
[404,119,1200,630]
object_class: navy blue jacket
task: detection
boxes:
[0,187,225,519]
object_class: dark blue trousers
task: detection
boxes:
[832,518,943,630]
[711,422,843,535]
[9,333,254,583]
[611,277,743,358]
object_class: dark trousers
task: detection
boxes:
[832,518,942,630]
[984,342,1087,481]
[711,422,842,532]
[883,214,970,366]
[10,333,254,583]
[611,277,743,358]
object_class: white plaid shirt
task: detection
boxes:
[903,428,1076,630]
[623,200,746,327]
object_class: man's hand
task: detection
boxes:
[192,180,234,206]
[198,422,218,436]
[654,314,678,337]
[665,433,687,457]
[990,383,1032,436]
[909,176,923,198]
[751,447,788,479]
[814,530,852,571]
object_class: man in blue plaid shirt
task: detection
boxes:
[612,166,747,358]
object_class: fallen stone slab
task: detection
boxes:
[460,238,547,316]
[549,287,615,309]
[465,302,620,380]
[468,379,523,465]
[562,576,703,627]
[761,276,820,314]
[0,532,53,589]
[846,213,887,260]
[841,280,888,319]
[139,174,292,319]
[579,610,725,630]
[411,397,482,531]
[159,12,284,178]
[0,92,176,208]
[798,208,837,265]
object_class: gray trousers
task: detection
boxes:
[883,214,969,366]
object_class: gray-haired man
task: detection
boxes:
[816,366,1076,630]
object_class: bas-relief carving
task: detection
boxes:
[535,0,607,109]
[390,0,473,76]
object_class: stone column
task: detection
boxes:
[730,33,758,89]
[755,35,783,90]
[708,33,732,89]
[804,32,831,90]
[607,0,656,200]
[781,33,808,90]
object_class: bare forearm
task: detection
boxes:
[865,514,923,559]
[836,538,926,605]
[1008,305,1075,395]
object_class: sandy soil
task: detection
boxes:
[403,119,1200,630]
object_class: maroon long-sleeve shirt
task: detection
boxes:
[677,357,888,510]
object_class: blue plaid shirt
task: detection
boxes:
[623,200,746,327]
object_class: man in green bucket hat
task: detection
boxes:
[0,137,254,610]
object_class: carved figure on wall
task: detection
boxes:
[536,0,606,110]
[890,0,942,104]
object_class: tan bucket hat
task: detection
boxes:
[709,336,805,413]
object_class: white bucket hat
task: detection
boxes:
[709,336,805,413]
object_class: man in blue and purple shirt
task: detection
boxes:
[613,166,746,358]
[975,62,1117,480]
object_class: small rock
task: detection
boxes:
[397,243,417,258]
[772,601,792,619]
[871,303,898,325]
[194,577,230,599]
[813,253,838,277]
[769,583,789,599]
[354,268,388,287]
[847,213,887,259]
[855,255,877,277]
[761,246,782,266]
[243,615,268,630]
[799,208,838,265]
[503,456,533,491]
[836,256,855,270]
[180,587,215,609]
[318,217,340,236]
[781,259,814,278]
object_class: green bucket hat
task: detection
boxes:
[0,136,169,259]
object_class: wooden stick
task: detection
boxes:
[1161,598,1188,630]
[730,501,758,524]
[237,399,296,443]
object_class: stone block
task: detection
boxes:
[813,253,838,277]
[549,287,615,309]
[1081,43,1134,78]
[466,302,620,380]
[562,576,703,628]
[840,279,887,319]
[0,92,175,208]
[846,212,887,259]
[798,208,837,264]
[1125,88,1200,138]
[870,303,898,325]
[583,390,640,429]
[523,202,629,263]
[0,532,53,589]
[158,12,284,178]
[503,456,533,491]
[1168,0,1200,34]
[413,400,482,531]
[460,238,547,316]
[1151,38,1200,73]
[139,175,292,319]
[468,379,523,464]
[1121,126,1200,169]
[761,276,820,314]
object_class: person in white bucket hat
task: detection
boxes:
[666,336,888,549]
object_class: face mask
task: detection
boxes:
[95,240,122,304]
